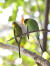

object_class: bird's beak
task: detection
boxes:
[21,16,24,24]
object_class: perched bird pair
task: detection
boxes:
[12,16,43,58]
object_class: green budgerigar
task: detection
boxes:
[24,18,43,51]
[12,22,22,57]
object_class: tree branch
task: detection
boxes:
[7,29,50,41]
[0,42,50,66]
[43,0,50,52]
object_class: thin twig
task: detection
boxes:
[7,29,50,41]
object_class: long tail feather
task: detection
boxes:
[38,38,43,52]
[27,26,29,39]
[36,32,43,51]
[18,36,22,58]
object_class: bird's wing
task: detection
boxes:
[14,29,18,43]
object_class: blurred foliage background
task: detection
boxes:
[0,0,50,66]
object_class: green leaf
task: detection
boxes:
[0,10,3,13]
[8,16,13,21]
[42,52,49,60]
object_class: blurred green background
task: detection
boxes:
[0,0,50,66]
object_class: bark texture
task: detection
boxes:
[43,0,50,52]
[0,42,50,66]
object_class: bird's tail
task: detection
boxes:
[18,43,21,58]
[35,32,43,52]
[18,36,22,58]
[27,26,29,39]
[38,38,43,52]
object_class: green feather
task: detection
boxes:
[24,19,39,39]
[13,22,22,57]
[24,19,43,51]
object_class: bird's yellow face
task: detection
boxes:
[12,22,16,28]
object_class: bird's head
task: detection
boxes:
[12,22,16,28]
[24,19,28,25]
